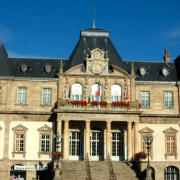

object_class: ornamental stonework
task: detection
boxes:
[86,48,109,75]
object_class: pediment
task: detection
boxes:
[163,127,178,133]
[139,127,154,133]
[111,65,130,76]
[64,64,84,74]
[12,124,28,131]
[90,48,105,60]
[38,124,52,132]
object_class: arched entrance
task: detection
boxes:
[90,126,104,160]
[10,164,26,180]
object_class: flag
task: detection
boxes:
[95,82,100,97]
[68,85,71,99]
[126,86,129,99]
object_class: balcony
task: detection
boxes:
[57,99,141,111]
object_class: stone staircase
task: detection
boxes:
[61,161,87,180]
[89,161,110,180]
[112,161,139,180]
[61,160,140,180]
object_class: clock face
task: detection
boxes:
[92,64,102,74]
[140,68,146,76]
[162,68,169,77]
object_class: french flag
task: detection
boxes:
[95,82,101,97]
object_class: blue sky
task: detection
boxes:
[0,0,180,62]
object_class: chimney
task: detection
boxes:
[163,49,170,62]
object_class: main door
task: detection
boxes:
[90,132,104,160]
[111,132,124,161]
[69,132,83,160]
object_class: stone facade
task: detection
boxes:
[0,28,180,180]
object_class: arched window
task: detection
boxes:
[111,85,122,102]
[92,83,102,102]
[165,166,179,180]
[72,83,82,100]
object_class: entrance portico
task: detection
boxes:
[56,111,140,161]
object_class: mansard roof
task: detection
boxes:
[63,28,128,72]
[7,57,65,78]
[125,61,178,82]
[0,42,11,76]
[0,28,179,82]
[174,55,180,81]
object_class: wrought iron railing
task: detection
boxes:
[85,153,92,180]
[107,154,117,180]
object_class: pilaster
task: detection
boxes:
[130,77,136,102]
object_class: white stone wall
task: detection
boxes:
[9,121,53,160]
[139,123,180,161]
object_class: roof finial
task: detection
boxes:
[131,62,135,75]
[92,6,96,29]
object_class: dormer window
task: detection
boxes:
[140,67,146,76]
[45,63,52,73]
[21,64,28,73]
[162,67,169,77]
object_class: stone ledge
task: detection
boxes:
[0,110,53,115]
[140,114,180,118]
[54,109,143,114]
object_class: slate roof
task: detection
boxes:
[174,55,180,81]
[0,28,179,82]
[124,61,178,82]
[7,57,67,78]
[0,42,11,76]
[63,28,128,72]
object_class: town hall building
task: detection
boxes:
[0,24,180,180]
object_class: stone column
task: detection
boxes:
[127,121,132,160]
[63,120,69,160]
[85,120,91,158]
[57,120,62,151]
[106,121,111,157]
[134,122,139,154]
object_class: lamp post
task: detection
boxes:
[53,132,64,180]
[144,133,154,180]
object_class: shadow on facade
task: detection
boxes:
[10,161,55,180]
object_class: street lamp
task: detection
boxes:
[144,133,154,180]
[53,132,64,180]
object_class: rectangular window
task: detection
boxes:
[43,88,51,105]
[166,136,175,154]
[15,134,24,152]
[41,135,50,152]
[141,91,150,107]
[0,87,1,103]
[17,88,26,104]
[165,92,173,108]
